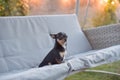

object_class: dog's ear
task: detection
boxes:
[50,34,57,39]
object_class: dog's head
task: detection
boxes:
[50,32,67,46]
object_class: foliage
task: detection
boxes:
[0,0,29,16]
[119,0,120,3]
[91,0,118,27]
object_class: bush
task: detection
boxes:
[91,0,117,27]
[0,0,29,16]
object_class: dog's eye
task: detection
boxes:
[58,37,63,40]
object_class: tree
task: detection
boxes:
[0,0,29,16]
[91,0,118,27]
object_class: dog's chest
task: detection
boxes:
[59,50,67,57]
[59,52,65,57]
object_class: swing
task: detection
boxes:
[0,0,120,80]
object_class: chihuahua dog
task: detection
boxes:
[39,32,67,67]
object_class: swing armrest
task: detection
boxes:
[83,23,120,49]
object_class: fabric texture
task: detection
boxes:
[84,24,120,49]
[0,63,70,80]
[67,45,120,71]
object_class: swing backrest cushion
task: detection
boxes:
[0,14,92,73]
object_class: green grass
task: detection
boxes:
[65,61,120,80]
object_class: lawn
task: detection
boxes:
[65,61,120,80]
